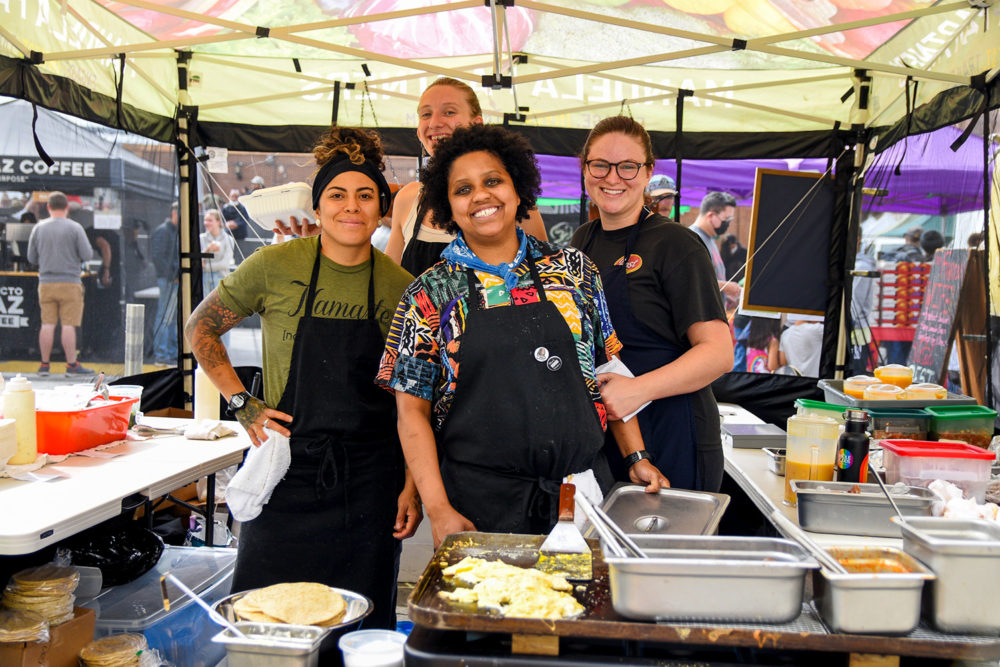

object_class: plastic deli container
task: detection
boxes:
[842,376,879,399]
[881,439,994,502]
[36,396,138,455]
[924,405,998,449]
[794,398,846,425]
[238,182,315,232]
[865,408,931,441]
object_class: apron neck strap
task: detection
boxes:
[304,237,377,320]
[463,249,545,310]
[582,207,653,257]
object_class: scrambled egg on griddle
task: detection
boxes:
[439,556,584,620]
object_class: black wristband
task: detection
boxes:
[623,450,653,468]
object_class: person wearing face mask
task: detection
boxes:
[689,191,740,310]
[274,78,548,276]
[571,116,733,492]
[185,127,421,637]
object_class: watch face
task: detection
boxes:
[230,394,245,410]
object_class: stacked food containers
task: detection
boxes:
[881,439,994,502]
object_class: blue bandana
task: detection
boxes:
[441,227,528,292]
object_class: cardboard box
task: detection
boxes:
[0,607,96,667]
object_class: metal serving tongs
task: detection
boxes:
[575,493,647,559]
[770,510,847,574]
[160,573,251,641]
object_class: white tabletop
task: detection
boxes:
[720,404,899,549]
[0,418,250,555]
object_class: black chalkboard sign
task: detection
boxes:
[743,169,834,315]
[909,248,971,384]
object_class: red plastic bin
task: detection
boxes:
[881,439,994,502]
[36,396,139,455]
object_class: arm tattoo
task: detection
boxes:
[236,396,268,431]
[185,292,243,370]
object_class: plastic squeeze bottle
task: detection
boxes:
[4,374,37,465]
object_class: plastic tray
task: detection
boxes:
[817,379,976,409]
[36,396,139,455]
[239,182,316,232]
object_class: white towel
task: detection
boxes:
[225,429,290,522]
[564,470,604,531]
[184,419,237,440]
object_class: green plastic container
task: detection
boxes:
[794,398,846,425]
[924,405,997,449]
[865,408,931,441]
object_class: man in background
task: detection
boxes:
[26,192,96,376]
[891,227,925,262]
[689,191,740,309]
[646,174,677,220]
[151,203,179,367]
[222,188,249,241]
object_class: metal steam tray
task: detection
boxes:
[791,480,935,538]
[583,484,730,538]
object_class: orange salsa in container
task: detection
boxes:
[874,364,913,389]
[863,383,906,401]
[903,383,947,400]
[843,375,879,399]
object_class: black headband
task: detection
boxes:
[312,154,392,216]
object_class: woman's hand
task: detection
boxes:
[234,395,293,448]
[393,475,423,539]
[272,215,319,238]
[596,372,647,421]
[427,505,476,550]
[629,459,670,492]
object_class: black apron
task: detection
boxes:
[400,204,450,277]
[582,210,700,490]
[437,252,610,534]
[232,240,404,639]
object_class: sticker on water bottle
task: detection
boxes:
[836,448,853,470]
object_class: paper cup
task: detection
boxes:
[339,629,406,667]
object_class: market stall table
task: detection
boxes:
[0,417,250,555]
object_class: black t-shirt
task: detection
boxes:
[571,214,727,451]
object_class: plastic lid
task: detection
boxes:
[794,398,845,412]
[923,405,998,420]
[881,439,994,460]
[5,374,31,391]
[865,408,930,419]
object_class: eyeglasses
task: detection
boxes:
[585,159,647,180]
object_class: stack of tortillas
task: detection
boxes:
[79,634,148,666]
[2,564,79,625]
[0,609,48,642]
[233,582,346,626]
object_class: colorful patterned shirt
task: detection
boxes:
[377,236,622,431]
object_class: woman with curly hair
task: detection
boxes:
[377,124,667,547]
[186,126,421,631]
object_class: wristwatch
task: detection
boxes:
[227,391,252,414]
[623,450,653,468]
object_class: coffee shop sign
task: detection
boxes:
[0,285,28,329]
[0,158,97,184]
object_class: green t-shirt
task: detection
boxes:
[217,236,414,408]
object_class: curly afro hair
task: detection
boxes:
[419,124,540,236]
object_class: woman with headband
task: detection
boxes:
[186,126,421,632]
[277,78,548,275]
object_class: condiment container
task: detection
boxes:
[794,398,846,425]
[843,375,879,399]
[763,447,786,476]
[812,545,934,635]
[863,383,905,401]
[107,384,143,428]
[874,364,914,388]
[924,405,998,449]
[3,374,37,465]
[339,630,406,667]
[784,414,840,506]
[881,439,994,502]
[893,516,1000,634]
[903,382,947,401]
[791,481,934,538]
[866,408,930,441]
[0,418,16,466]
[213,623,326,666]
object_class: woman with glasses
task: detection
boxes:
[378,124,667,547]
[571,116,733,492]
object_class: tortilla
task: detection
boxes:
[0,609,47,642]
[233,583,346,626]
[79,633,147,666]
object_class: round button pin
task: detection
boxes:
[546,356,563,371]
[534,346,549,362]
